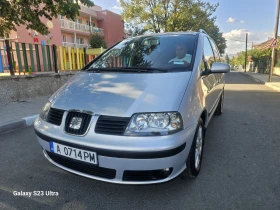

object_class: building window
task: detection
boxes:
[72,37,75,43]
[77,38,84,44]
[62,35,66,42]
[86,21,96,27]
[77,18,82,24]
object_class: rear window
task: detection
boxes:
[89,34,197,71]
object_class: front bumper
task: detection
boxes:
[34,117,197,184]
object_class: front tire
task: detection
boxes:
[181,118,204,179]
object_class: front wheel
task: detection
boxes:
[181,118,204,179]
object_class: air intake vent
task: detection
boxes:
[46,151,116,179]
[46,108,65,126]
[95,116,130,135]
[123,168,173,181]
[65,112,92,135]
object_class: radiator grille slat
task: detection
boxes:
[95,116,130,135]
[46,108,65,126]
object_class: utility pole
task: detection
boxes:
[269,0,280,82]
[245,33,248,73]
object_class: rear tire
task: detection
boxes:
[214,90,224,115]
[181,118,204,179]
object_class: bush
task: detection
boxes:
[89,33,107,48]
[275,59,280,67]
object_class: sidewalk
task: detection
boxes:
[239,70,280,92]
[0,96,50,134]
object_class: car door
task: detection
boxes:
[201,36,219,115]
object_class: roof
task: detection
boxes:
[253,37,280,50]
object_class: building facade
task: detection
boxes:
[9,4,125,49]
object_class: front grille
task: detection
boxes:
[47,108,65,126]
[46,151,116,179]
[65,112,92,135]
[123,169,173,181]
[95,115,130,135]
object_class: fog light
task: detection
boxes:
[158,167,173,178]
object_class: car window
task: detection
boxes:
[209,39,221,62]
[203,37,215,70]
[89,34,196,71]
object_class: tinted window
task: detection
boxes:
[203,37,215,69]
[89,35,196,71]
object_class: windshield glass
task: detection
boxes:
[88,34,196,71]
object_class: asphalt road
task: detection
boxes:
[1,72,280,210]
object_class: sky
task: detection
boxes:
[93,0,278,55]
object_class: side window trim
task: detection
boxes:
[203,36,215,70]
[209,38,221,62]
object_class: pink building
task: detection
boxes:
[10,4,124,49]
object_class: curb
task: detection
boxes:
[0,114,39,134]
[240,72,280,92]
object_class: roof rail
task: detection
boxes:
[198,29,208,35]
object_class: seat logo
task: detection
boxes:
[69,117,83,129]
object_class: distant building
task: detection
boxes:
[253,37,280,50]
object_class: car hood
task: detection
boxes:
[50,71,192,117]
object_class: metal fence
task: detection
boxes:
[0,40,87,75]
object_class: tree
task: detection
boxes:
[0,0,94,37]
[125,22,147,37]
[225,54,230,64]
[89,33,107,48]
[120,0,227,54]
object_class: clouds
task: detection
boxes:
[226,17,245,23]
[111,0,122,12]
[223,29,272,54]
[112,5,122,10]
[227,17,236,23]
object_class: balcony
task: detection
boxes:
[60,19,104,36]
[62,42,90,48]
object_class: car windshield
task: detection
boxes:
[88,34,196,72]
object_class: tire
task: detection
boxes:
[214,90,224,115]
[181,118,204,179]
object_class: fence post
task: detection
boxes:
[0,47,4,73]
[4,40,15,76]
[83,47,87,66]
[52,44,58,73]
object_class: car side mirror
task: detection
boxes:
[210,62,230,73]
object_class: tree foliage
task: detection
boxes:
[120,0,227,54]
[89,33,107,48]
[0,0,94,37]
[225,54,230,64]
[125,22,148,37]
[230,48,272,66]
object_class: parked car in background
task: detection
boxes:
[234,65,239,70]
[34,29,230,184]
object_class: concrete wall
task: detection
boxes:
[0,72,76,105]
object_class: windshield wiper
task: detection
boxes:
[119,67,168,73]
[83,67,168,73]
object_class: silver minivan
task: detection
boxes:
[34,30,230,184]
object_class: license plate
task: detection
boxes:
[49,141,98,165]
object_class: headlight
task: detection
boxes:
[124,112,183,136]
[40,101,51,121]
